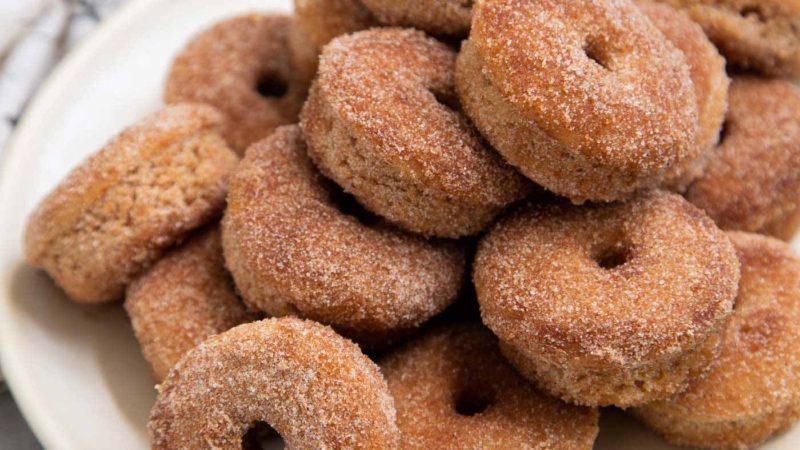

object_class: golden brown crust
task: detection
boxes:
[635,0,730,192]
[686,77,800,242]
[300,29,532,238]
[655,0,800,78]
[632,232,800,449]
[148,318,399,449]
[221,126,465,348]
[290,0,375,83]
[24,104,238,304]
[125,225,255,383]
[380,323,599,449]
[473,190,740,407]
[360,0,472,36]
[165,14,306,154]
[456,0,699,203]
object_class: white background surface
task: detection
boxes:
[0,0,798,449]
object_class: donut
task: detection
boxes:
[380,323,600,449]
[631,232,800,449]
[455,0,699,204]
[221,125,465,348]
[289,0,375,83]
[300,28,532,238]
[686,77,800,242]
[149,317,399,449]
[165,14,306,154]
[653,0,800,78]
[634,0,729,192]
[360,0,472,37]
[125,225,255,383]
[473,190,741,407]
[24,104,238,304]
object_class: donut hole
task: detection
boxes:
[594,246,630,270]
[242,421,281,449]
[256,73,289,98]
[328,180,383,227]
[454,387,496,417]
[583,37,611,71]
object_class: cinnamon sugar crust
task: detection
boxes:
[361,0,473,37]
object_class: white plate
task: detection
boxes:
[0,0,797,449]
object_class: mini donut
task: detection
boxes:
[473,190,740,407]
[455,0,699,204]
[300,28,532,238]
[221,125,465,348]
[654,0,800,78]
[149,317,399,449]
[360,0,472,37]
[289,0,375,83]
[686,77,800,242]
[380,323,600,449]
[24,104,238,304]
[125,225,255,383]
[634,0,729,192]
[632,232,800,449]
[165,14,306,154]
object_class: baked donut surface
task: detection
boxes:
[301,28,532,238]
[456,0,699,203]
[222,125,465,348]
[686,77,800,241]
[380,323,599,449]
[654,0,800,78]
[125,225,254,383]
[165,14,306,153]
[24,104,238,304]
[473,190,740,407]
[632,232,800,450]
[149,317,399,449]
[360,0,472,36]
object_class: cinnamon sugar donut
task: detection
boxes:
[635,0,729,192]
[686,77,800,241]
[125,225,255,383]
[473,190,740,407]
[654,0,800,78]
[289,0,375,83]
[165,14,306,154]
[300,28,532,238]
[222,125,465,348]
[24,104,238,304]
[632,232,800,449]
[360,0,472,37]
[456,0,699,203]
[149,317,399,449]
[380,323,599,449]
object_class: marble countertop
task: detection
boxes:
[0,1,127,448]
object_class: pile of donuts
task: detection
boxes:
[22,0,800,448]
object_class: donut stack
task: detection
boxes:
[22,0,800,449]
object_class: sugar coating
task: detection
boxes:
[635,0,730,192]
[289,0,375,83]
[457,0,699,203]
[632,232,800,449]
[126,225,256,383]
[148,317,399,449]
[221,126,465,348]
[165,14,306,154]
[24,104,238,304]
[301,28,532,238]
[473,190,740,407]
[361,0,473,36]
[655,0,800,77]
[380,323,599,449]
[686,77,800,242]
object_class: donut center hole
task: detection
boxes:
[583,38,611,71]
[595,247,629,270]
[242,422,280,450]
[454,389,495,417]
[328,181,382,227]
[256,74,289,98]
